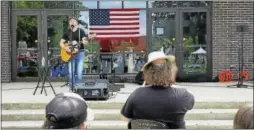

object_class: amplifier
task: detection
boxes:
[73,79,111,100]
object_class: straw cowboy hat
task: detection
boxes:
[141,51,176,71]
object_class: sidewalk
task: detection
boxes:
[2,120,234,127]
[2,82,253,103]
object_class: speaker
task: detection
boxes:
[73,79,111,100]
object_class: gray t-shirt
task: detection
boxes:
[121,86,195,129]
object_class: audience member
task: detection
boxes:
[233,104,253,129]
[121,51,195,129]
[42,92,89,129]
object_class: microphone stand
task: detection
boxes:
[70,25,75,92]
[227,25,253,88]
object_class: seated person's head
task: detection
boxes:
[42,92,88,129]
[142,51,177,86]
[233,104,253,129]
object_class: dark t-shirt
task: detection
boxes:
[121,86,195,129]
[62,28,87,50]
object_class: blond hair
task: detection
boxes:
[143,60,178,87]
[233,104,253,129]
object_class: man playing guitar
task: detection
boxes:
[60,17,94,91]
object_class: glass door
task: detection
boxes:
[149,10,179,55]
[148,9,212,79]
[12,11,42,81]
[179,10,211,77]
[43,11,72,78]
[12,11,72,81]
[148,9,181,73]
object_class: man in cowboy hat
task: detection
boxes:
[121,51,195,129]
[141,51,177,86]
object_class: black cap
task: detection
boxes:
[46,92,87,129]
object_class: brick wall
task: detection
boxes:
[212,1,254,80]
[1,1,11,82]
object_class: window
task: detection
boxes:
[74,1,97,9]
[149,1,210,8]
[124,1,146,8]
[12,1,74,9]
[44,1,73,9]
[12,1,44,8]
[99,1,122,9]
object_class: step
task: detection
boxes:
[2,102,250,110]
[1,125,233,129]
[2,108,238,121]
[2,109,239,115]
[1,112,236,121]
[3,83,253,103]
[2,120,233,128]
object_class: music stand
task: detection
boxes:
[227,25,253,88]
[33,56,56,96]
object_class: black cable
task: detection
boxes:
[69,26,75,92]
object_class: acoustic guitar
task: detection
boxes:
[60,33,97,62]
[60,40,81,62]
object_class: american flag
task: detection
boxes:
[89,8,140,40]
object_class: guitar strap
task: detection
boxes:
[68,27,81,50]
[66,30,71,50]
[79,27,81,51]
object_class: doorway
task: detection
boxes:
[12,10,72,81]
[148,9,212,79]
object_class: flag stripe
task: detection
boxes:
[110,11,139,14]
[95,37,140,40]
[110,16,139,19]
[90,27,139,30]
[91,30,139,33]
[110,18,139,21]
[90,25,140,28]
[110,8,139,11]
[110,13,139,16]
[89,8,140,40]
[110,20,139,23]
[96,32,139,35]
[96,34,140,38]
[110,22,139,25]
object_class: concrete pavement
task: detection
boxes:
[1,109,239,115]
[2,82,253,103]
[2,120,234,127]
[1,82,253,129]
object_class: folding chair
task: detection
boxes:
[128,119,168,129]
